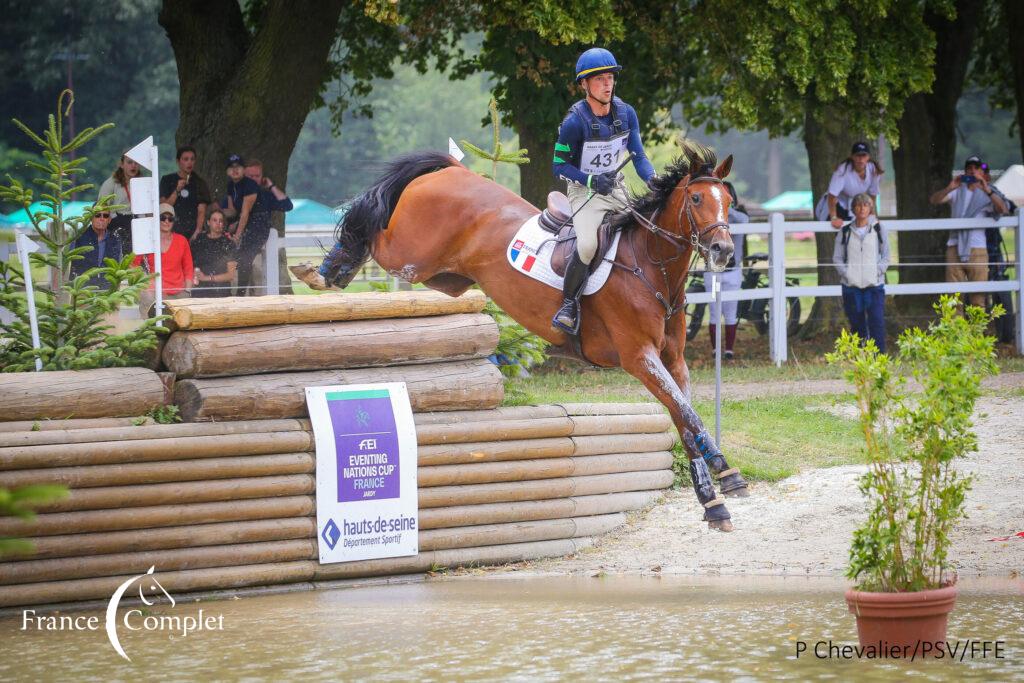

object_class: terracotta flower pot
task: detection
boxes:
[845,585,958,653]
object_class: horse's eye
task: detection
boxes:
[691,193,702,205]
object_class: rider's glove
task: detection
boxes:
[590,172,617,196]
[646,175,658,191]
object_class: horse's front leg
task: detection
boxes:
[620,345,733,531]
[661,332,750,499]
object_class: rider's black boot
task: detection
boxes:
[552,252,590,335]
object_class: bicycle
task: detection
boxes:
[685,252,802,342]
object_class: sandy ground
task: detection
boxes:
[489,394,1024,578]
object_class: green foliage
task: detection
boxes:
[682,0,949,144]
[0,91,166,372]
[0,484,68,556]
[146,405,181,425]
[458,1,689,151]
[460,99,530,180]
[0,0,179,189]
[483,299,550,377]
[366,279,394,292]
[827,295,1000,592]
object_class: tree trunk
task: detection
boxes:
[159,0,344,228]
[1004,0,1024,163]
[891,4,982,315]
[799,104,852,339]
[515,115,553,209]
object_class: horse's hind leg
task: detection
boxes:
[620,346,734,531]
[661,341,750,499]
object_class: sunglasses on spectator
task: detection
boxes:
[160,214,175,222]
[94,212,111,218]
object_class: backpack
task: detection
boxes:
[840,222,883,263]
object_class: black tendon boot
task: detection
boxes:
[552,252,590,334]
[689,458,731,530]
[324,243,368,289]
[694,430,749,497]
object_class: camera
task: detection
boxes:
[959,174,977,184]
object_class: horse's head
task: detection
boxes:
[679,154,735,272]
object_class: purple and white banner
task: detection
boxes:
[306,383,418,563]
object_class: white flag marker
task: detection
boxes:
[125,136,163,316]
[448,137,465,162]
[15,231,43,371]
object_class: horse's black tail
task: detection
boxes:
[335,151,456,273]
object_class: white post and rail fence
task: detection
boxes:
[679,213,1023,364]
[4,213,1022,361]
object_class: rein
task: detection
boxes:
[611,174,730,320]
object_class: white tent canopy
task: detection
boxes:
[994,164,1024,206]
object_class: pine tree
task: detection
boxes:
[0,91,166,371]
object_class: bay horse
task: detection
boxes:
[329,143,749,530]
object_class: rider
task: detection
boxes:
[551,47,656,334]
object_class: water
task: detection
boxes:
[0,575,1020,681]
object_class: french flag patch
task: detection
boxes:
[522,255,536,271]
[510,240,525,262]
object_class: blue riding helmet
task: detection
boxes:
[575,48,622,83]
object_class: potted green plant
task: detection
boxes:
[827,295,1000,651]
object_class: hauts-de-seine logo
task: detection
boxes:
[22,565,225,661]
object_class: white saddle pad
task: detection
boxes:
[506,214,621,295]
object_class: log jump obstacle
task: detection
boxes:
[0,291,676,608]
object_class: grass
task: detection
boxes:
[505,368,867,486]
[505,345,1020,487]
[681,394,866,484]
[507,355,1024,399]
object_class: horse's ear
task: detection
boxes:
[715,155,733,180]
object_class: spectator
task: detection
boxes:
[708,181,748,359]
[97,153,140,252]
[982,163,1014,217]
[220,154,260,294]
[70,206,123,289]
[191,208,237,298]
[929,154,1008,309]
[239,159,294,294]
[244,159,294,215]
[159,145,211,241]
[814,141,882,229]
[834,193,890,352]
[133,203,194,316]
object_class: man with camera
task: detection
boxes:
[929,154,1008,308]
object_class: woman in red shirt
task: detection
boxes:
[134,203,195,316]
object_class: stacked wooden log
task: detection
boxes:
[0,403,676,607]
[162,290,504,421]
[0,368,172,422]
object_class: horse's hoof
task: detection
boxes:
[708,519,734,532]
[724,486,750,498]
[289,262,332,291]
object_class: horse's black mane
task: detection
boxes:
[608,139,718,231]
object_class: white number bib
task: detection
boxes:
[579,132,628,175]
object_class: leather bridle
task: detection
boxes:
[612,174,732,320]
[628,174,730,258]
